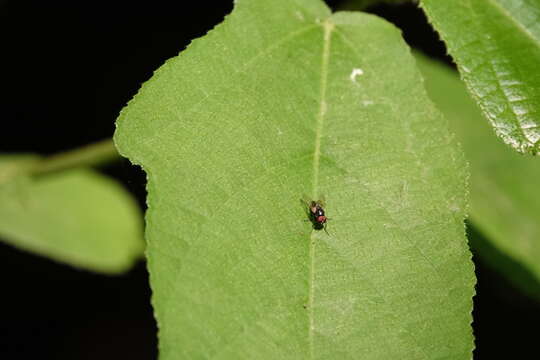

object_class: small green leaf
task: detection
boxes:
[0,156,144,274]
[115,0,474,358]
[416,53,540,298]
[421,0,540,155]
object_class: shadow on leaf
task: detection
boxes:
[468,222,540,302]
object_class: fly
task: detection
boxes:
[303,199,330,235]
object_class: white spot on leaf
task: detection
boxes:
[362,100,374,106]
[350,68,364,82]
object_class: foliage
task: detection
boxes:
[115,0,474,358]
[421,0,540,155]
[0,155,144,273]
[416,54,540,299]
[3,0,540,358]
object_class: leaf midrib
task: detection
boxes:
[308,19,334,359]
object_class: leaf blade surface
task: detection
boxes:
[421,0,540,154]
[0,156,144,273]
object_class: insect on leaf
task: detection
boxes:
[115,0,475,358]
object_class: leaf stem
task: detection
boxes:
[30,138,121,176]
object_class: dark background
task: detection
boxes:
[1,1,538,359]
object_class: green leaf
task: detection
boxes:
[420,0,540,155]
[416,53,540,298]
[115,0,474,358]
[0,156,144,274]
[337,0,411,11]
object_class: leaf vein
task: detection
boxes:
[309,19,334,360]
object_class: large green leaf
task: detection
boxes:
[416,54,540,298]
[115,0,474,358]
[420,0,540,155]
[0,156,144,274]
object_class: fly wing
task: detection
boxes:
[299,196,311,216]
[316,195,326,208]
